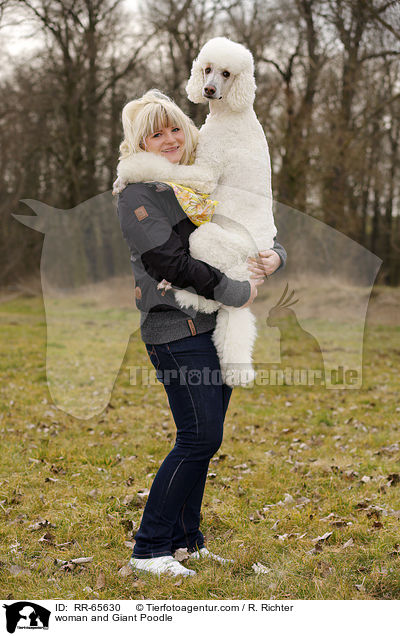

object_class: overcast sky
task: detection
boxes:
[0,0,138,61]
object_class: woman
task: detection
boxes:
[117,90,286,577]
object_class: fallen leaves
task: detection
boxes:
[275,532,307,543]
[118,564,133,578]
[1,490,23,509]
[307,544,324,555]
[314,561,333,578]
[249,509,266,522]
[354,501,400,520]
[344,470,359,480]
[354,577,366,593]
[8,565,31,576]
[252,562,271,574]
[136,488,150,503]
[173,548,190,562]
[28,517,56,531]
[319,512,353,527]
[95,570,106,590]
[121,494,135,506]
[307,531,334,555]
[55,556,94,573]
[38,532,55,545]
[373,443,400,456]
[389,544,400,557]
[232,463,252,474]
[387,473,400,487]
[312,531,333,544]
[263,493,313,511]
[9,539,21,553]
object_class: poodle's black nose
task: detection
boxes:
[204,84,216,97]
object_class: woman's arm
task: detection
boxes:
[118,184,251,308]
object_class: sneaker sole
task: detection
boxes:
[129,561,197,578]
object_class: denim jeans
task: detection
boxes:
[132,329,233,558]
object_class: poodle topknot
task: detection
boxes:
[197,37,254,74]
[186,37,256,110]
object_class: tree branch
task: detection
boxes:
[360,50,400,62]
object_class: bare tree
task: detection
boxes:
[12,0,152,204]
[319,0,399,234]
[1,0,400,287]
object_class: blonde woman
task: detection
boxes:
[117,90,286,577]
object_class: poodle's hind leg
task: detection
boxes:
[212,306,258,387]
[174,288,220,314]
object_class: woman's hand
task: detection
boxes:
[247,250,281,277]
[239,276,265,308]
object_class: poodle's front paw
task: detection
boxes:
[174,289,200,311]
[157,279,172,296]
[112,176,127,195]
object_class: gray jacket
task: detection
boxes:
[118,182,287,344]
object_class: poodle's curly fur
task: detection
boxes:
[115,37,277,387]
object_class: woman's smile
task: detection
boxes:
[144,126,185,163]
[162,145,180,156]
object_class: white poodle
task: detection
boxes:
[116,37,277,386]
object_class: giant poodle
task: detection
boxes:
[116,37,277,386]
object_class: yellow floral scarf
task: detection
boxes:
[166,182,218,226]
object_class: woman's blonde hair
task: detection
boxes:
[119,89,199,165]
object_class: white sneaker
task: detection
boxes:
[186,547,234,564]
[129,555,196,577]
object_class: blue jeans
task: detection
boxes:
[132,329,233,558]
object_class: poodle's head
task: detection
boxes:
[186,37,256,112]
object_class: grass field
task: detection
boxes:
[0,279,399,600]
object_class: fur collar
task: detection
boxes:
[117,152,176,185]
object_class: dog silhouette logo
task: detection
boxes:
[3,602,50,633]
[12,191,197,419]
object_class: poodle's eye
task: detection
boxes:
[222,71,230,78]
[204,67,211,74]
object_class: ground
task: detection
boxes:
[0,277,399,599]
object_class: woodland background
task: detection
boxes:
[0,0,399,286]
[1,1,400,601]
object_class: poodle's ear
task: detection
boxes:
[186,59,207,104]
[226,71,256,112]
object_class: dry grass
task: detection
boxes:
[0,281,399,600]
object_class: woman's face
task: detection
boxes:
[144,125,185,163]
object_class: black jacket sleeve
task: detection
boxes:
[117,184,251,308]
